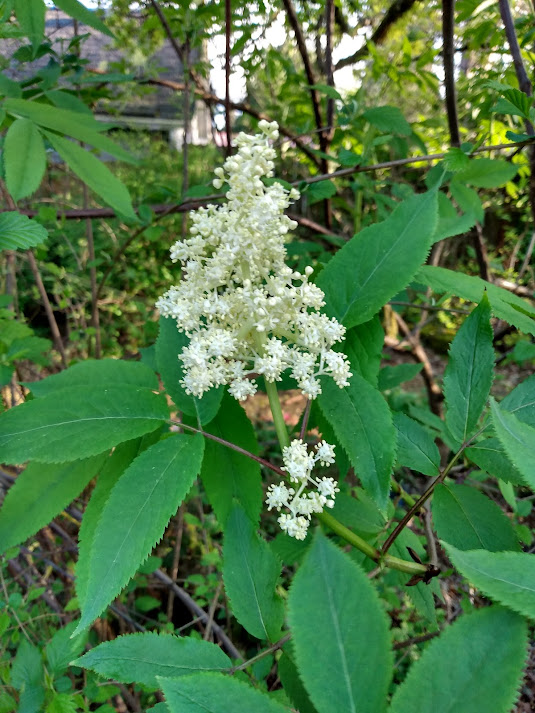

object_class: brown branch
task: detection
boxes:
[325,0,335,141]
[26,251,67,368]
[224,0,232,156]
[281,0,324,135]
[83,184,101,359]
[442,0,460,147]
[136,76,321,166]
[335,0,420,70]
[16,139,535,222]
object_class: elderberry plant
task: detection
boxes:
[2,125,535,713]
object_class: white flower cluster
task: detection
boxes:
[156,120,351,401]
[266,439,339,540]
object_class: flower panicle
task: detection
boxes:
[156,120,351,403]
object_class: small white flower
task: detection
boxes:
[268,438,339,538]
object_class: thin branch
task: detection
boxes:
[224,0,232,156]
[228,633,292,674]
[442,0,461,147]
[281,0,324,134]
[335,0,420,70]
[325,0,335,141]
[172,419,285,477]
[83,184,101,358]
[182,37,191,237]
[26,251,67,368]
[381,428,482,555]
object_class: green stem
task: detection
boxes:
[318,512,426,576]
[264,378,290,449]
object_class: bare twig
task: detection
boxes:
[224,0,232,156]
[83,184,101,358]
[26,251,67,368]
[166,504,185,620]
[335,0,420,70]
[442,0,460,147]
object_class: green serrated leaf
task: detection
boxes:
[417,265,535,336]
[278,648,318,713]
[27,359,158,398]
[75,632,230,687]
[444,544,535,621]
[344,317,384,386]
[450,181,484,222]
[0,454,107,553]
[455,158,518,188]
[393,412,440,476]
[223,505,284,641]
[501,374,535,427]
[0,212,47,251]
[76,438,146,606]
[378,364,423,391]
[318,190,438,328]
[76,433,204,633]
[432,192,476,242]
[289,531,392,713]
[44,131,136,220]
[389,606,527,713]
[432,484,520,551]
[490,398,535,490]
[306,180,337,204]
[0,386,168,464]
[4,119,46,201]
[155,315,223,424]
[45,621,87,678]
[443,294,494,445]
[465,437,525,485]
[201,394,262,526]
[14,0,44,50]
[318,373,395,511]
[4,99,136,163]
[362,105,411,136]
[159,672,289,713]
[52,0,113,37]
[443,147,471,172]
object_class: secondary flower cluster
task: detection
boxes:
[156,120,351,401]
[266,439,339,540]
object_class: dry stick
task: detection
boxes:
[442,0,460,147]
[0,180,68,366]
[393,311,442,416]
[393,631,440,650]
[165,503,185,621]
[83,184,101,359]
[498,0,535,279]
[335,0,420,70]
[26,250,68,368]
[203,580,223,641]
[153,569,241,660]
[224,0,232,157]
